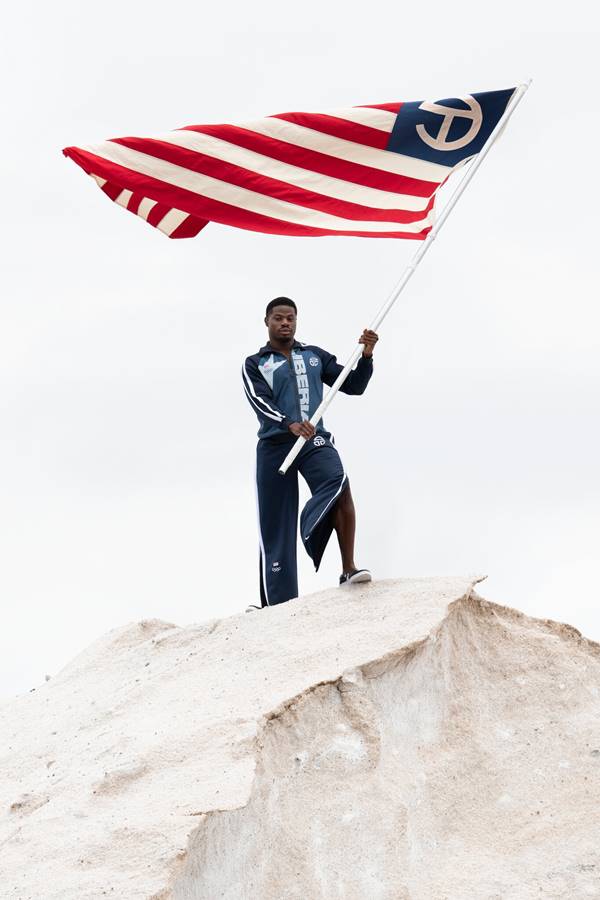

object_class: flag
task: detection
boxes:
[63,89,515,241]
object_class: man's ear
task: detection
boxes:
[264,316,268,326]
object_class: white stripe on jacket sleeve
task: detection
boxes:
[242,364,285,422]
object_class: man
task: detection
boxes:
[242,297,378,608]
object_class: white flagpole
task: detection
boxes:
[279,79,532,476]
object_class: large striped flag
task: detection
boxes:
[63,89,515,241]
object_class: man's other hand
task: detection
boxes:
[288,421,315,439]
[359,329,379,357]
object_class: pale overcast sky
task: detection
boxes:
[1,1,598,701]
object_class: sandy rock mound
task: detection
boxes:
[1,576,599,899]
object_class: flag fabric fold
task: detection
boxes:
[63,89,515,241]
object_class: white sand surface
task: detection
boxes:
[2,575,599,899]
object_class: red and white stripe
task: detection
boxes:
[63,103,453,240]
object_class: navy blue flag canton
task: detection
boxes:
[387,88,516,169]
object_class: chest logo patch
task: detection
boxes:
[309,356,319,366]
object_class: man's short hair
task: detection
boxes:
[265,296,297,317]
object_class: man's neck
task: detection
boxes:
[268,337,294,357]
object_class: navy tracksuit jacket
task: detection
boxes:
[242,339,373,606]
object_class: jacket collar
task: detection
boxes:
[258,339,303,355]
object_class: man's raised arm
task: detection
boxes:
[319,329,378,395]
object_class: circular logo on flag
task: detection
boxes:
[309,356,319,366]
[416,96,482,151]
[313,435,326,447]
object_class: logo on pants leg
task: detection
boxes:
[271,561,282,573]
[313,435,326,447]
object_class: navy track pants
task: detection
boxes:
[255,431,348,606]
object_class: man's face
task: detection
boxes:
[265,305,297,344]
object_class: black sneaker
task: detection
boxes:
[339,568,372,585]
